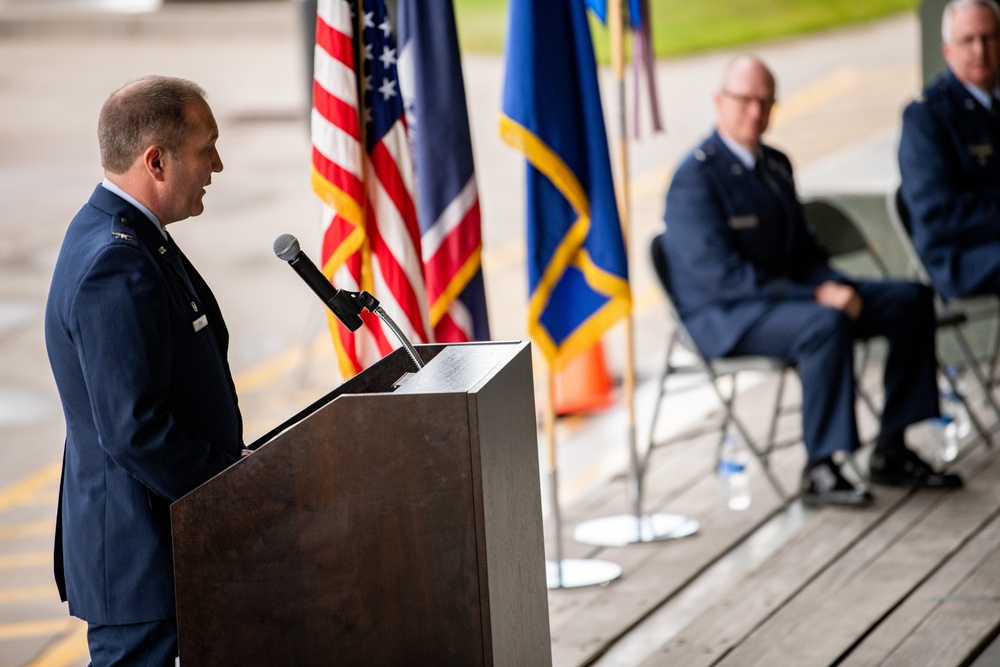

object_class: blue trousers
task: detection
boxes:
[730,280,939,461]
[87,618,177,667]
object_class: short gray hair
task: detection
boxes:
[98,75,208,175]
[942,0,1000,44]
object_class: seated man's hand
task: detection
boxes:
[814,281,862,320]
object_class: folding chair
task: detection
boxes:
[884,188,1000,444]
[888,188,1000,328]
[649,233,797,501]
[802,198,888,423]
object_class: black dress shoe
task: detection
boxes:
[869,447,964,489]
[801,459,875,508]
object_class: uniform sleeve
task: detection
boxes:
[70,243,238,502]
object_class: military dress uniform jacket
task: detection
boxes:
[661,131,846,359]
[899,70,1000,299]
[44,185,244,625]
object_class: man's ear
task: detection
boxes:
[142,145,167,182]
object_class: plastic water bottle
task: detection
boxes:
[718,434,751,510]
[939,365,971,439]
[929,415,959,463]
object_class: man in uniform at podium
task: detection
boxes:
[44,76,245,666]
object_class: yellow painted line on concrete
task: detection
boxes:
[562,465,608,500]
[21,620,88,667]
[631,66,866,203]
[0,520,53,539]
[0,619,72,641]
[0,586,58,604]
[233,331,331,394]
[22,490,59,507]
[771,66,864,129]
[0,551,49,569]
[0,462,60,514]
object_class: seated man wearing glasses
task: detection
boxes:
[899,0,1000,300]
[661,55,961,507]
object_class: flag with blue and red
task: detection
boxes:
[397,0,491,343]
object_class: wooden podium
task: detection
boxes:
[171,341,551,666]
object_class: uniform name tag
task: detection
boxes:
[728,214,759,230]
[192,315,208,332]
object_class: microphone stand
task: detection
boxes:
[339,290,424,371]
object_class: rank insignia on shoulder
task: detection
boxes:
[969,143,994,165]
[111,231,134,241]
[158,246,167,255]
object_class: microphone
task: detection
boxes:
[272,234,364,331]
[273,234,425,371]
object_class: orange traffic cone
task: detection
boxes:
[552,341,615,416]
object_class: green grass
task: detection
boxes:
[454,0,920,60]
[453,0,510,55]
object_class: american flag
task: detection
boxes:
[398,0,491,343]
[311,0,429,378]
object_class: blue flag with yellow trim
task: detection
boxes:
[500,0,631,370]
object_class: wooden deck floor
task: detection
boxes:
[545,369,1000,667]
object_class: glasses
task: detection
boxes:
[721,90,776,110]
[951,32,1000,50]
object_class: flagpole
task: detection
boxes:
[545,369,622,589]
[609,0,640,523]
[545,375,563,586]
[573,0,699,548]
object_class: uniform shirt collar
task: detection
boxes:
[101,178,167,239]
[717,129,757,170]
[962,80,991,108]
[957,78,1000,110]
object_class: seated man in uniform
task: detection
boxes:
[661,55,962,508]
[899,0,1000,298]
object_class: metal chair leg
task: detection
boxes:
[646,362,671,457]
[762,368,789,458]
[707,374,788,501]
[951,328,1000,444]
[987,315,1000,388]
